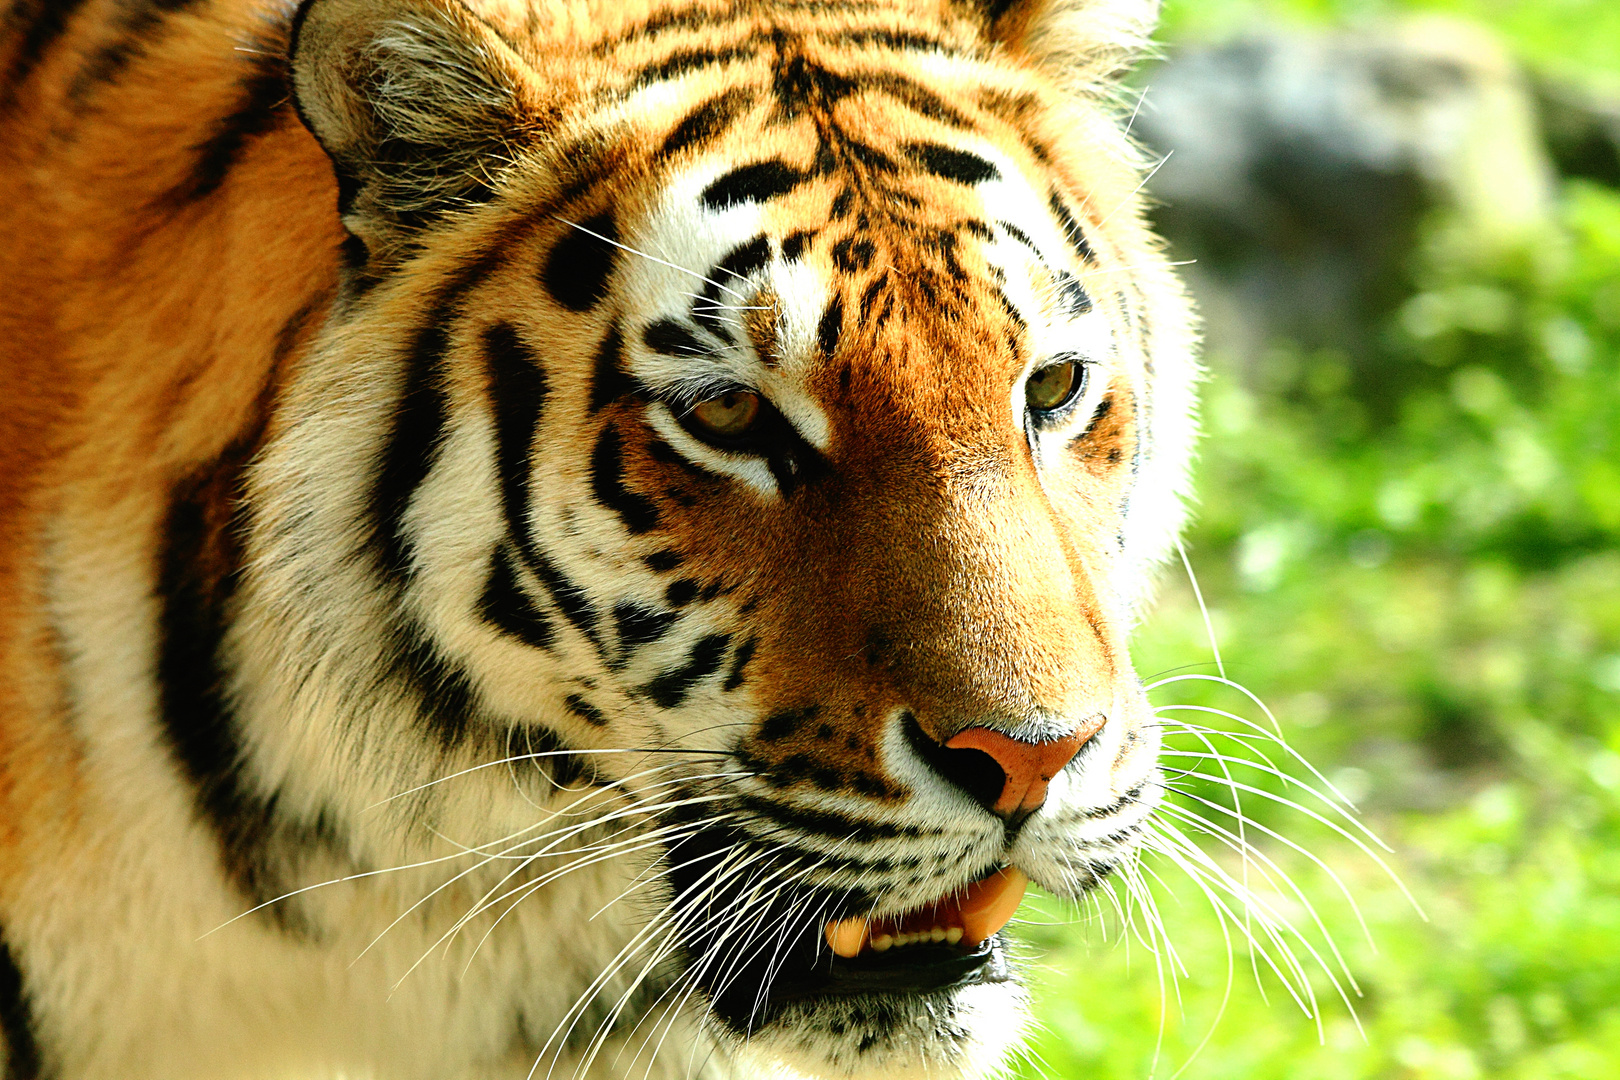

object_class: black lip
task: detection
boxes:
[771,937,1009,1002]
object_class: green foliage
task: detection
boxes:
[1012,10,1620,1076]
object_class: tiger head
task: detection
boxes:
[246,0,1196,1075]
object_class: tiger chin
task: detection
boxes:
[0,0,1197,1077]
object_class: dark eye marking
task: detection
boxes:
[907,143,999,185]
[701,159,806,211]
[644,550,683,573]
[643,318,709,358]
[661,87,755,159]
[666,578,700,607]
[543,211,619,311]
[694,235,772,342]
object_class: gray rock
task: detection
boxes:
[1134,19,1554,364]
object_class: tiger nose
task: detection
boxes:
[943,719,1105,820]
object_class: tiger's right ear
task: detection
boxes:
[290,0,537,259]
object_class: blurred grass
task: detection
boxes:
[1011,3,1620,1078]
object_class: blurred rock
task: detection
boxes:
[1134,18,1554,366]
[1533,75,1620,189]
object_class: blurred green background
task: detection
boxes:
[1014,2,1620,1077]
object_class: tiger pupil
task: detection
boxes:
[1026,361,1079,412]
[691,390,761,438]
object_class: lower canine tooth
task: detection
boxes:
[825,918,870,958]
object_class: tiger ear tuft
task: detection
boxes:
[290,0,534,259]
[967,0,1160,90]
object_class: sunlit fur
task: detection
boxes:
[0,1,1199,1077]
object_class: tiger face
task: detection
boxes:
[222,0,1192,1075]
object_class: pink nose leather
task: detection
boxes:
[946,718,1106,816]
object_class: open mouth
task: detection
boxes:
[822,866,1029,959]
[762,867,1030,1004]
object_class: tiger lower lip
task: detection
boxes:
[823,866,1029,958]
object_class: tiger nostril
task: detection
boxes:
[903,712,1104,822]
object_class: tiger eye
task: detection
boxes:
[1025,360,1082,413]
[688,390,762,441]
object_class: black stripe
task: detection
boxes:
[665,578,699,607]
[63,3,166,110]
[999,219,1040,254]
[635,42,759,88]
[721,636,755,690]
[830,235,875,274]
[734,796,929,841]
[2,0,93,104]
[693,236,771,342]
[817,293,843,357]
[908,142,999,185]
[781,230,813,261]
[157,439,336,923]
[642,318,708,358]
[384,618,478,749]
[479,545,555,651]
[587,323,635,413]
[612,601,679,667]
[643,549,683,573]
[660,86,754,159]
[166,43,292,204]
[1049,190,1096,263]
[366,235,517,583]
[591,425,660,534]
[1055,270,1093,316]
[371,324,452,583]
[864,73,973,129]
[505,721,589,787]
[641,633,730,708]
[543,211,619,312]
[0,923,39,1080]
[700,160,807,211]
[481,321,548,559]
[758,705,817,741]
[526,549,602,649]
[563,693,609,727]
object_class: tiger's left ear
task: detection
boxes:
[966,0,1159,89]
[290,0,539,260]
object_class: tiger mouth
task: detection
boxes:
[821,867,1028,960]
[761,867,1028,1005]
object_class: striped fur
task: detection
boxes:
[0,1,1196,1077]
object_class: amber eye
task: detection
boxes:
[1025,359,1084,414]
[685,389,763,443]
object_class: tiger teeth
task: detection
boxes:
[822,867,1028,959]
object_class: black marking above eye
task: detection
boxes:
[1048,191,1096,263]
[700,159,806,211]
[659,87,755,158]
[643,318,709,357]
[482,322,548,557]
[907,142,1000,185]
[543,211,619,311]
[1055,271,1093,317]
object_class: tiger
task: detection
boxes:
[0,0,1199,1076]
